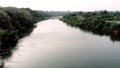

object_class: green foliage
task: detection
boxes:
[31,11,44,23]
[61,10,120,37]
[0,9,12,29]
[22,8,48,23]
[0,6,47,47]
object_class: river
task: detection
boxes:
[3,19,120,68]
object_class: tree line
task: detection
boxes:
[61,10,120,41]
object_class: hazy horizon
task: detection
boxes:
[0,0,120,11]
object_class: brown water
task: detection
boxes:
[4,19,120,68]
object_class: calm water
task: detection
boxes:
[4,19,120,68]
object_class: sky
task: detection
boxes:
[0,0,120,11]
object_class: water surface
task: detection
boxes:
[4,19,120,68]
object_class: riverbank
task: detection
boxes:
[60,11,120,41]
[0,7,48,57]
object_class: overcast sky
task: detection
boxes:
[0,0,120,11]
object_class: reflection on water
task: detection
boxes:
[1,19,120,68]
[78,27,120,42]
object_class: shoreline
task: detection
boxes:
[60,13,120,41]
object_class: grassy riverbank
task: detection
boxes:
[61,11,120,40]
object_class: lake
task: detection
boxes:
[3,19,120,68]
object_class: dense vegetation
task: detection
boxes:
[0,6,48,61]
[61,10,120,41]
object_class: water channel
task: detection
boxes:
[2,19,120,68]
